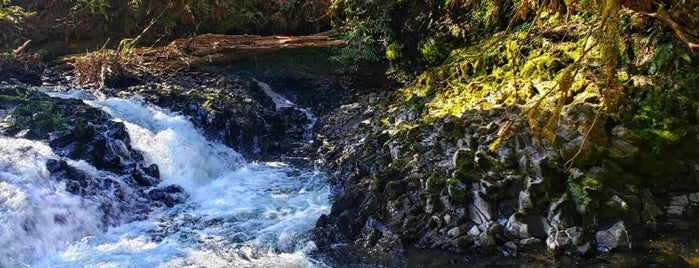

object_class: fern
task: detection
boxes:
[649,43,673,75]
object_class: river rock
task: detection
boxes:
[518,237,545,253]
[469,191,495,225]
[505,213,550,239]
[595,221,631,252]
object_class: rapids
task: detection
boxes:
[1,85,330,267]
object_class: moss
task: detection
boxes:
[10,99,66,133]
[425,171,447,192]
[446,178,469,204]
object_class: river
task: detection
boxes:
[0,85,330,267]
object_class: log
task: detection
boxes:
[132,34,343,71]
[62,34,344,76]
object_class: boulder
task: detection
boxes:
[595,221,631,252]
[505,213,550,239]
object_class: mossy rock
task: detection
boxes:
[446,178,470,205]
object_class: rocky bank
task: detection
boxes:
[310,69,699,266]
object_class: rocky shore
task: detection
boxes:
[308,68,699,266]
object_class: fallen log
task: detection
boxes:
[65,34,342,70]
[136,34,343,71]
[61,34,343,86]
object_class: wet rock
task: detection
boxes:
[667,195,690,217]
[474,232,496,249]
[518,237,545,253]
[565,226,586,246]
[315,214,329,228]
[595,221,631,252]
[131,164,161,186]
[505,213,550,239]
[148,185,189,207]
[337,210,364,240]
[385,180,406,199]
[330,187,365,216]
[546,230,571,251]
[469,191,495,225]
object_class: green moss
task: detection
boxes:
[581,177,603,190]
[425,172,447,192]
[446,178,469,204]
[385,43,402,62]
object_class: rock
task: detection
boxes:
[502,241,518,257]
[148,186,187,207]
[505,213,550,239]
[143,164,160,178]
[689,193,699,204]
[330,188,365,216]
[518,190,533,212]
[611,125,642,145]
[666,206,685,217]
[595,221,631,252]
[447,225,468,238]
[666,194,690,217]
[474,232,496,249]
[546,230,571,251]
[447,179,469,204]
[518,237,545,253]
[384,180,406,199]
[469,191,495,225]
[467,225,481,237]
[577,242,592,256]
[452,148,474,170]
[131,164,160,186]
[337,210,363,240]
[565,226,585,246]
[316,214,329,228]
[669,195,690,206]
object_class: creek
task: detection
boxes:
[0,84,331,267]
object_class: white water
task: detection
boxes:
[255,80,317,143]
[2,91,330,267]
[0,138,102,267]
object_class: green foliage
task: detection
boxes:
[0,0,28,23]
[628,85,694,152]
[4,0,331,54]
[649,43,673,75]
[330,16,387,64]
[10,98,66,133]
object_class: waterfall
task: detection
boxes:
[1,87,330,267]
[0,137,102,266]
[255,80,317,143]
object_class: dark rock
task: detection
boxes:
[337,210,363,239]
[131,164,161,186]
[316,214,329,228]
[518,237,545,253]
[148,185,189,207]
[330,187,365,216]
[505,213,550,239]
